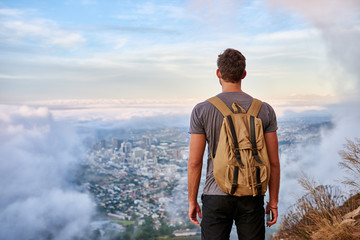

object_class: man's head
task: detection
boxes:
[217,48,246,83]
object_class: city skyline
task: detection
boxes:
[1,0,359,117]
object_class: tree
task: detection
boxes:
[135,216,157,240]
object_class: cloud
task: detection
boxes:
[279,101,360,216]
[21,95,339,124]
[268,0,360,100]
[0,105,95,240]
[0,10,86,49]
[18,99,197,130]
[266,94,338,117]
[186,0,244,27]
[113,2,188,32]
[0,8,23,17]
[90,25,178,34]
[254,29,320,42]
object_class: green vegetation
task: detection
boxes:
[110,220,135,226]
[104,216,199,240]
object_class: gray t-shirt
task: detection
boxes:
[189,92,278,195]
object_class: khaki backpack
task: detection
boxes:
[207,96,270,197]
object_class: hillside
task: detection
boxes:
[271,138,360,240]
[271,193,360,239]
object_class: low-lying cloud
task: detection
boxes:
[279,101,360,213]
[0,105,95,240]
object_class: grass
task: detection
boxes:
[272,138,360,240]
[110,219,135,226]
[276,175,347,239]
[339,138,360,191]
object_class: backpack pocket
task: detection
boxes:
[224,164,268,196]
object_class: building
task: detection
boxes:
[121,141,132,153]
[112,138,123,150]
[173,229,198,237]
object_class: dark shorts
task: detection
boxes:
[201,195,265,240]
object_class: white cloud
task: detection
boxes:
[0,74,38,80]
[18,105,50,118]
[268,0,360,100]
[48,30,86,48]
[18,94,338,124]
[265,94,339,117]
[1,13,86,49]
[0,8,23,17]
[0,105,95,239]
[254,29,320,42]
[279,101,360,214]
[22,98,198,124]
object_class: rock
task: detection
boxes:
[340,218,356,226]
[343,206,360,220]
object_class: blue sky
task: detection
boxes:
[0,0,359,115]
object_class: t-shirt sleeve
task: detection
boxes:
[263,103,278,133]
[188,104,205,134]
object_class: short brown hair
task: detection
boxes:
[217,48,246,83]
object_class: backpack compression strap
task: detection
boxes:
[250,116,263,165]
[248,98,264,165]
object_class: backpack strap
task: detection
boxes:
[247,98,262,117]
[207,96,233,116]
[250,115,263,164]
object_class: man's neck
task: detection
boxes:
[221,81,242,93]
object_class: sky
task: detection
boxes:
[1,0,359,116]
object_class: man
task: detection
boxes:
[187,48,280,240]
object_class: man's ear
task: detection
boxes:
[242,70,247,79]
[216,69,222,79]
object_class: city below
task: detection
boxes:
[78,116,332,239]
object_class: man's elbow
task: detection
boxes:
[188,158,203,169]
[270,160,280,169]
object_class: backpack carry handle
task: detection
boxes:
[232,102,246,114]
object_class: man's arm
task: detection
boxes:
[264,131,280,227]
[188,133,206,226]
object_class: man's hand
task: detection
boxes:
[189,201,202,226]
[265,202,278,227]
